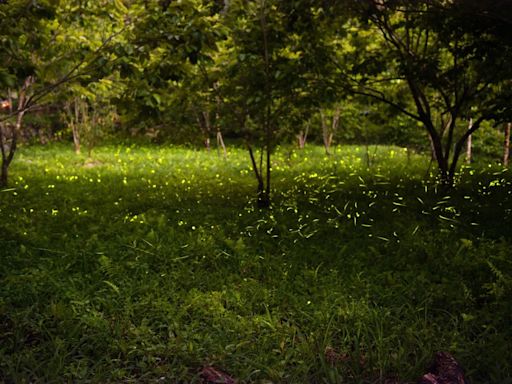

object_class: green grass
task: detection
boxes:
[1,143,511,383]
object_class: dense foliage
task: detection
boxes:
[1,0,511,188]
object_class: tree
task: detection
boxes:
[115,0,223,142]
[0,77,34,186]
[61,79,121,157]
[230,0,281,207]
[222,0,328,207]
[331,0,512,185]
[181,53,228,156]
[0,0,129,185]
[50,0,128,155]
[0,1,55,186]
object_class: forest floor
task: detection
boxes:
[1,143,511,383]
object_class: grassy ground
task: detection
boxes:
[0,143,511,383]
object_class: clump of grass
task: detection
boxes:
[0,143,511,382]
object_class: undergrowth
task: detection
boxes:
[0,143,511,383]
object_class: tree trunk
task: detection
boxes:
[216,130,227,159]
[264,133,271,209]
[466,118,473,164]
[1,162,8,187]
[297,132,304,149]
[428,135,437,162]
[204,111,211,152]
[447,117,485,187]
[257,188,270,208]
[72,124,81,154]
[429,130,450,186]
[248,144,269,208]
[320,107,340,155]
[504,122,511,166]
[259,0,272,209]
[327,133,333,149]
[466,134,472,164]
[196,111,211,151]
[332,106,340,145]
[297,124,308,149]
[320,109,331,155]
[0,123,7,187]
[0,77,33,187]
[73,98,81,154]
[213,94,227,158]
[0,97,11,187]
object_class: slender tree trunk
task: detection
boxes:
[264,131,271,208]
[429,130,450,185]
[465,135,472,164]
[204,111,211,152]
[244,106,269,206]
[504,122,511,166]
[447,117,485,187]
[428,135,437,162]
[1,162,8,187]
[248,144,268,208]
[80,100,95,157]
[297,124,308,149]
[297,132,304,149]
[0,123,7,187]
[0,91,12,187]
[259,0,271,208]
[466,118,473,164]
[213,94,227,159]
[196,111,212,151]
[72,124,81,154]
[332,106,340,149]
[320,107,339,155]
[421,115,449,184]
[216,130,227,159]
[442,114,454,159]
[72,98,81,154]
[0,77,33,187]
[320,109,331,155]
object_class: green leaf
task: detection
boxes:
[103,280,120,294]
[113,0,128,14]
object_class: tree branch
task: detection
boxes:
[0,26,128,124]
